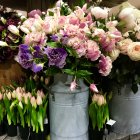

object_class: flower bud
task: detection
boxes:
[92,94,98,103]
[8,25,20,36]
[97,95,106,106]
[7,92,12,100]
[19,101,23,109]
[20,26,30,34]
[70,80,77,91]
[37,95,43,105]
[90,84,98,93]
[45,77,50,85]
[31,96,37,108]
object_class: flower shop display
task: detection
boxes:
[0,8,26,87]
[14,1,127,139]
[107,4,140,134]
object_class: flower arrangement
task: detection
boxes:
[14,2,125,130]
[107,5,140,93]
[0,7,25,62]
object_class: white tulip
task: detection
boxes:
[8,25,20,36]
[0,41,8,47]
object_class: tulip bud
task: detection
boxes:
[40,76,44,82]
[20,26,30,34]
[8,25,20,36]
[7,92,12,100]
[92,94,98,103]
[12,91,16,98]
[19,101,23,109]
[90,84,98,93]
[70,80,77,91]
[37,95,43,105]
[31,97,37,108]
[97,95,106,106]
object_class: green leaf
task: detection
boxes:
[45,67,60,76]
[76,70,92,78]
[62,69,75,75]
[38,109,43,132]
[89,103,97,129]
[47,42,58,48]
[65,47,78,58]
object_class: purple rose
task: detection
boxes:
[44,47,67,68]
[31,63,43,73]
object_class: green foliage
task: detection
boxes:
[89,102,109,130]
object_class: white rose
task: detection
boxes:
[127,42,140,61]
[109,49,120,61]
[8,25,20,35]
[91,7,108,19]
[0,41,8,47]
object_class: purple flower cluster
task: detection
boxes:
[15,44,44,73]
[44,47,67,68]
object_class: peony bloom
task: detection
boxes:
[44,47,67,68]
[90,84,98,93]
[98,55,112,76]
[127,42,140,61]
[91,7,108,19]
[70,80,77,91]
[86,40,101,61]
[8,25,19,35]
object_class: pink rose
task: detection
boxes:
[86,40,101,61]
[90,84,98,93]
[98,55,112,76]
[127,42,140,61]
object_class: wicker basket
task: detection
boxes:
[0,60,25,87]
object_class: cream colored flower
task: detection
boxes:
[109,49,120,61]
[118,39,133,55]
[127,42,140,61]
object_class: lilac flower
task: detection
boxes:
[15,45,33,69]
[33,46,43,58]
[44,47,67,68]
[31,63,44,73]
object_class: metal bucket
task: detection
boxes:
[109,84,140,135]
[49,74,89,140]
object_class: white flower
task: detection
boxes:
[8,25,20,35]
[20,26,30,34]
[109,49,120,62]
[91,7,108,19]
[0,41,8,47]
